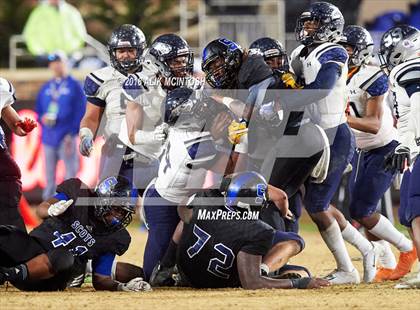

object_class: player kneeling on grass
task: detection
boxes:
[176,171,329,289]
[0,176,151,292]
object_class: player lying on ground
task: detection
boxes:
[35,196,147,288]
[0,176,150,292]
[176,172,329,289]
[152,172,328,289]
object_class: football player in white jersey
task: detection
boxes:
[120,34,199,194]
[340,25,415,283]
[141,87,245,280]
[289,2,362,284]
[78,24,147,182]
[379,25,420,288]
[0,78,37,231]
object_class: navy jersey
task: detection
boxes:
[177,190,275,288]
[30,178,131,261]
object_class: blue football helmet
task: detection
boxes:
[221,171,269,212]
[340,25,374,67]
[249,37,289,72]
[94,175,137,233]
[148,33,194,78]
[202,38,244,89]
[295,2,345,46]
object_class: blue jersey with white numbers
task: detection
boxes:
[177,190,274,288]
[30,178,131,272]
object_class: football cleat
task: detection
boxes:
[395,274,420,289]
[374,267,394,283]
[389,246,417,280]
[323,268,360,285]
[362,242,378,283]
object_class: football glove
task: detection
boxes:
[79,127,94,157]
[134,123,168,144]
[228,120,248,145]
[384,144,411,173]
[47,199,74,217]
[117,277,152,292]
[259,101,282,126]
[281,72,303,89]
[15,117,37,133]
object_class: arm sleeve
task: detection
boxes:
[92,253,116,276]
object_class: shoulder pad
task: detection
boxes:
[396,63,420,86]
[316,44,348,65]
[359,69,387,91]
[84,68,110,97]
[123,74,147,100]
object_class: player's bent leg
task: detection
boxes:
[261,231,304,273]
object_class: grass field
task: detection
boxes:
[1,213,419,310]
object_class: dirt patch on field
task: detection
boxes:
[1,225,418,310]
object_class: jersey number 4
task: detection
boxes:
[51,231,88,256]
[187,224,235,279]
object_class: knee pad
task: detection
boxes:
[46,249,74,274]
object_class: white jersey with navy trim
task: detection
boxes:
[389,57,420,158]
[154,129,218,203]
[0,78,16,149]
[346,65,397,150]
[290,43,348,129]
[118,68,167,160]
[83,66,127,139]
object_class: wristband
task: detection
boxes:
[222,97,235,109]
[79,127,93,139]
[290,277,311,289]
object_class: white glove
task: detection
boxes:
[47,199,74,217]
[259,101,283,125]
[117,277,152,292]
[134,124,168,145]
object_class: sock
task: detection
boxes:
[320,220,354,272]
[368,215,412,252]
[342,221,373,256]
[2,264,28,283]
[372,240,397,269]
[160,240,177,268]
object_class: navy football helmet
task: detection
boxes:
[340,25,374,67]
[164,87,225,129]
[379,25,420,73]
[295,2,345,46]
[94,175,137,233]
[221,171,269,212]
[249,37,289,72]
[202,38,244,89]
[148,34,194,78]
[108,24,146,74]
